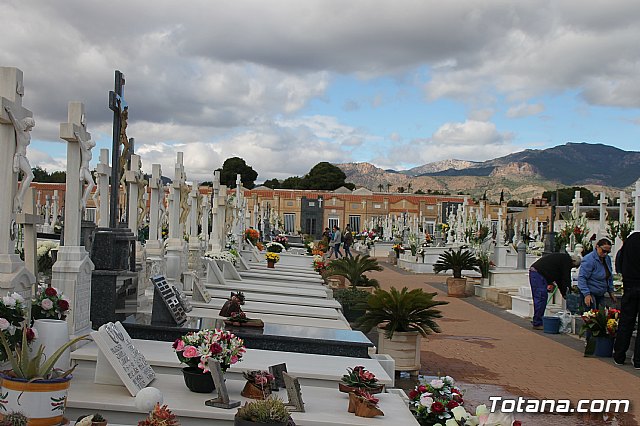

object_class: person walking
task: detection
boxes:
[343,225,354,259]
[529,253,582,330]
[613,231,640,367]
[578,238,617,309]
[330,225,343,259]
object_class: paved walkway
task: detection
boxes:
[369,261,640,425]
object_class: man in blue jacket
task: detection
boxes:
[578,238,617,309]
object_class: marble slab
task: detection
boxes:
[188,307,351,330]
[65,366,419,426]
[71,339,391,386]
[190,298,342,320]
[239,270,324,284]
[205,281,330,299]
[196,289,342,310]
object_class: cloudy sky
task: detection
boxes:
[2,0,639,183]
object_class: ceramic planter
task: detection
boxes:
[182,366,215,393]
[0,374,72,426]
[376,328,421,371]
[240,381,272,400]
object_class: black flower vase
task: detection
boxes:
[182,366,216,393]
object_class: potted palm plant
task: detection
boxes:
[326,254,382,293]
[0,327,89,425]
[433,248,479,297]
[356,287,447,371]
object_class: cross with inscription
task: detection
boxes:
[108,71,127,228]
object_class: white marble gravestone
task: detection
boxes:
[145,163,165,284]
[165,152,187,290]
[633,179,640,231]
[0,67,36,297]
[209,170,222,252]
[51,101,95,339]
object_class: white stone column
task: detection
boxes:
[0,67,36,297]
[145,163,165,287]
[95,148,111,228]
[52,101,95,339]
[633,180,640,232]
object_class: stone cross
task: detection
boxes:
[125,154,143,232]
[1,67,33,253]
[148,164,163,242]
[209,170,221,251]
[571,190,582,218]
[36,190,41,214]
[95,148,111,228]
[60,101,91,247]
[189,186,199,240]
[16,188,43,279]
[598,191,608,238]
[201,195,210,248]
[169,152,185,239]
[496,208,503,245]
[617,191,628,223]
[52,190,59,225]
[108,70,127,228]
[633,179,640,231]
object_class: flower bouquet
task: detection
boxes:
[203,250,238,265]
[244,229,260,245]
[392,244,405,257]
[272,235,289,250]
[241,370,275,399]
[31,285,69,321]
[408,376,465,425]
[339,366,383,394]
[173,329,245,373]
[265,252,280,264]
[313,256,327,274]
[266,242,285,253]
[0,292,36,363]
[348,389,384,418]
[579,307,619,356]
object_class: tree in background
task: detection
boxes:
[263,178,280,189]
[31,166,66,183]
[542,186,596,206]
[304,162,353,190]
[220,157,258,189]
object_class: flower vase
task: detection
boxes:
[0,374,72,425]
[594,336,614,357]
[347,392,358,413]
[182,366,216,393]
[354,400,384,418]
[32,319,70,371]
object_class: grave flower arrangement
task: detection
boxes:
[265,252,280,264]
[272,235,289,250]
[313,256,327,274]
[392,244,405,256]
[172,329,245,373]
[266,242,285,253]
[244,229,260,245]
[31,285,69,321]
[408,375,465,425]
[36,240,58,277]
[241,370,275,399]
[348,389,384,418]
[340,366,383,393]
[203,250,238,265]
[0,292,34,363]
[579,307,619,338]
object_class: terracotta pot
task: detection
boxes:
[240,381,272,400]
[0,373,72,426]
[338,382,384,394]
[447,277,468,298]
[267,260,275,269]
[354,400,384,418]
[347,392,358,413]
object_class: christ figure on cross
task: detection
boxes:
[76,131,96,209]
[5,106,35,212]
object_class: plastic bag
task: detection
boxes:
[556,310,572,334]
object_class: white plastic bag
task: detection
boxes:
[556,310,572,334]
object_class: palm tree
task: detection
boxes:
[356,287,448,338]
[386,183,391,192]
[327,254,383,287]
[433,248,479,278]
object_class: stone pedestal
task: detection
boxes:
[51,246,94,339]
[0,254,35,300]
[493,245,509,268]
[165,238,186,291]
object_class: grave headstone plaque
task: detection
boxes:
[268,363,288,390]
[283,372,305,412]
[150,275,188,326]
[91,321,155,396]
[204,359,240,409]
[192,273,212,303]
[172,284,193,313]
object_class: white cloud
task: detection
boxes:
[506,103,545,118]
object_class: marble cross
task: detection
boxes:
[148,164,163,242]
[60,101,91,247]
[170,152,186,239]
[571,190,582,218]
[598,191,608,236]
[125,154,144,232]
[1,67,33,252]
[617,191,628,223]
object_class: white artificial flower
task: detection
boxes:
[41,298,54,310]
[10,292,24,304]
[420,396,434,408]
[445,375,455,384]
[452,405,470,421]
[2,296,16,307]
[430,379,444,389]
[445,419,459,426]
[0,318,10,331]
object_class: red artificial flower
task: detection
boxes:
[45,287,57,297]
[447,400,459,409]
[26,327,36,342]
[172,339,181,349]
[408,390,419,400]
[431,401,445,414]
[57,299,70,311]
[513,421,522,426]
[453,394,464,403]
[418,385,427,393]
[210,342,222,354]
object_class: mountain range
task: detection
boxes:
[337,143,640,202]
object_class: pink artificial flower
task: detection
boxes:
[230,355,239,364]
[0,318,9,331]
[41,298,54,310]
[174,339,185,351]
[182,345,198,358]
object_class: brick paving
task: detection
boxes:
[367,261,640,425]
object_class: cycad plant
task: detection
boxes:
[356,287,448,339]
[433,248,479,278]
[327,254,383,287]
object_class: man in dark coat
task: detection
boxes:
[614,231,640,367]
[529,253,581,329]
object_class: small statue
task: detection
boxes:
[218,291,245,318]
[5,106,35,213]
[76,131,96,209]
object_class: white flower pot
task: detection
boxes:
[32,319,70,371]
